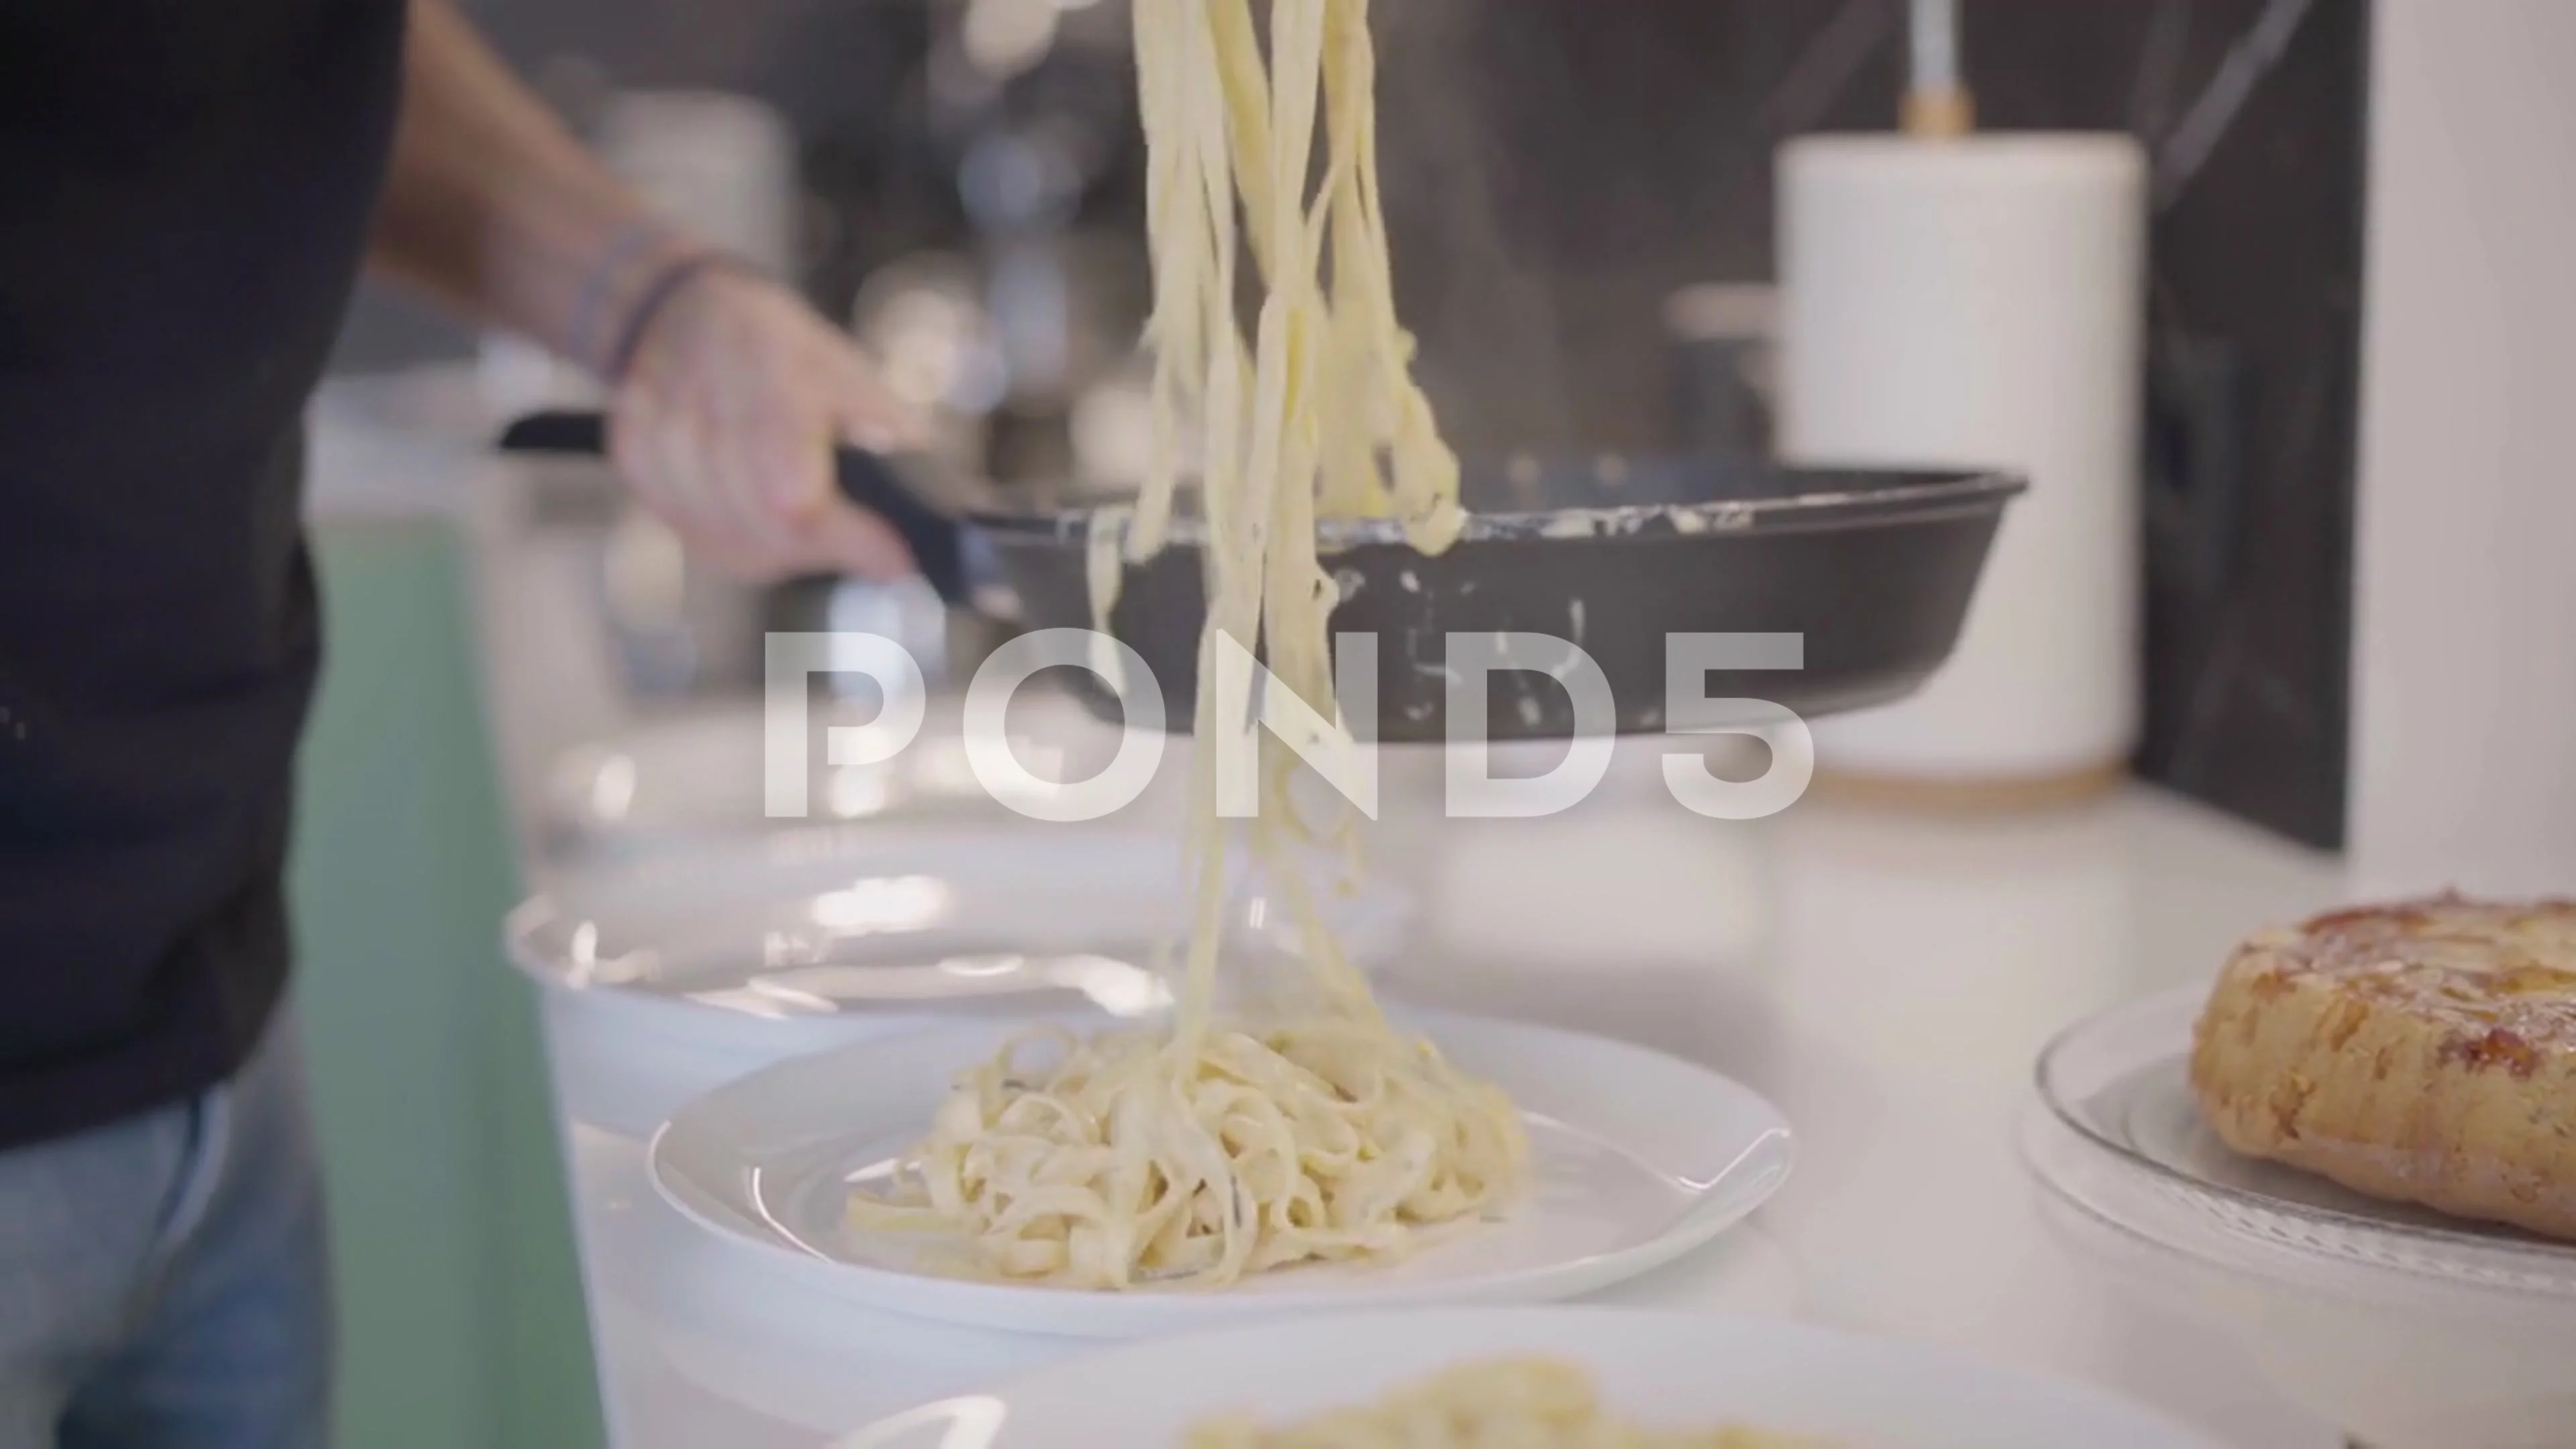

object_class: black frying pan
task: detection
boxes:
[498,411,2023,743]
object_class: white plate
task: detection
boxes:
[649,1012,1793,1338]
[833,1305,2218,1448]
[511,826,1410,1018]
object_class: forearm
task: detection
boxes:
[368,0,696,376]
[366,0,924,580]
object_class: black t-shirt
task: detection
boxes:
[0,0,407,1148]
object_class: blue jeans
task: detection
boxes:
[0,1013,330,1448]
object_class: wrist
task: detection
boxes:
[564,218,714,379]
[602,252,743,386]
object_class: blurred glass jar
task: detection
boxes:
[1664,282,1779,460]
[597,90,799,278]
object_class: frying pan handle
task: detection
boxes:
[492,409,975,607]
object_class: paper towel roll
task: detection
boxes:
[1778,134,2146,788]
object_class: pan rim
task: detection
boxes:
[970,466,2024,548]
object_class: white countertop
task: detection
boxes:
[534,774,2357,1449]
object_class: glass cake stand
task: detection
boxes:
[2024,988,2576,1449]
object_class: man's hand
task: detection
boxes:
[364,1,934,584]
[608,266,931,583]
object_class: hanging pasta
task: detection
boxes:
[849,0,1519,1293]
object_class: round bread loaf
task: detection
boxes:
[2190,896,2576,1242]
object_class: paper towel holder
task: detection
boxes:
[1903,0,1976,138]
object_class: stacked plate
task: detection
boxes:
[512,826,1410,1134]
[539,688,1170,867]
[2026,988,2576,1448]
[516,680,1234,1133]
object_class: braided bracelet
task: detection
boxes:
[564,219,674,373]
[604,251,737,384]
